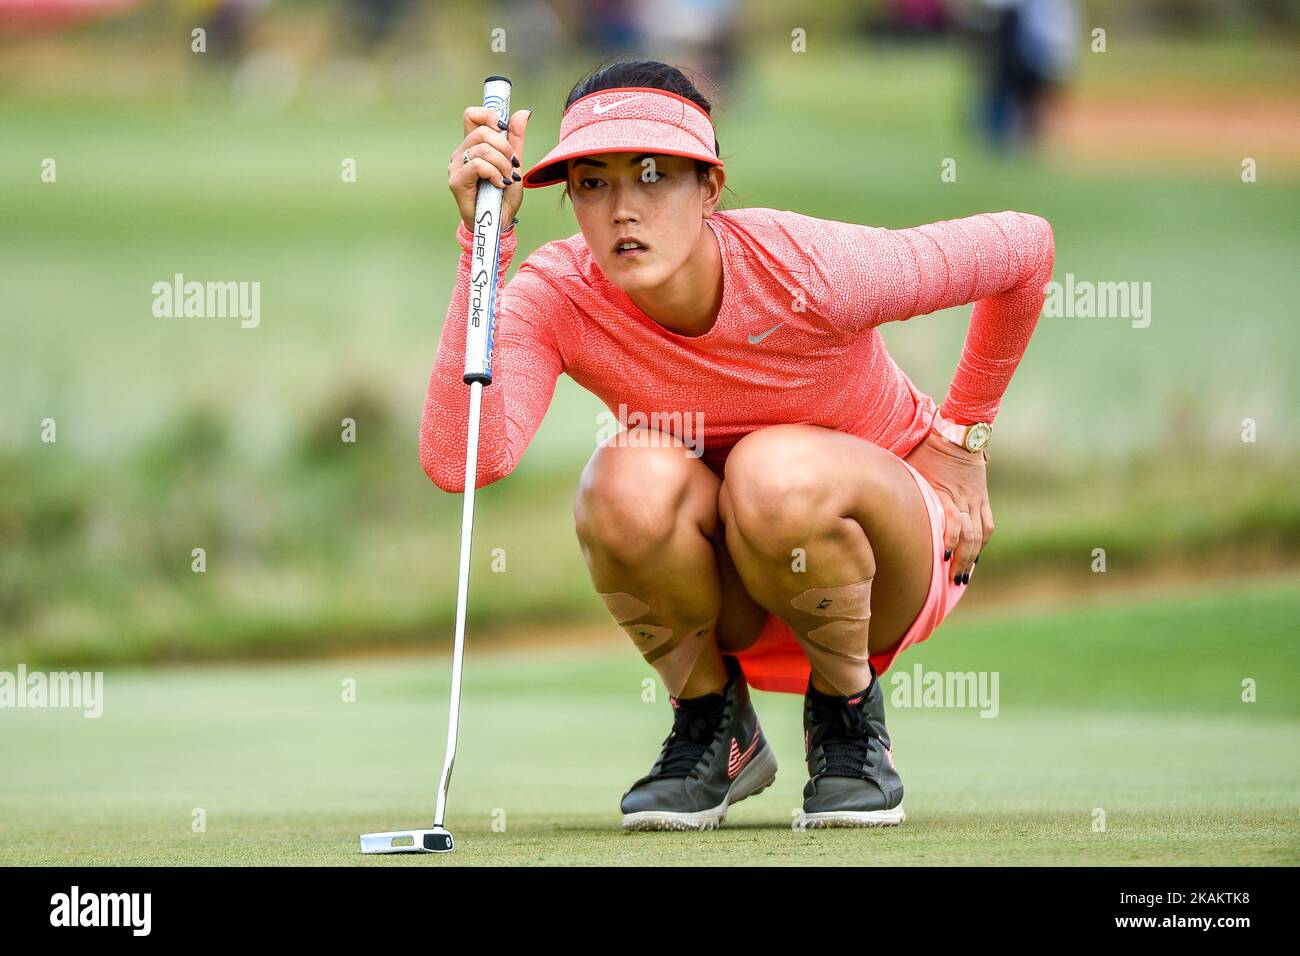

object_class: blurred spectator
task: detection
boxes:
[870,0,954,39]
[0,0,144,33]
[631,0,742,94]
[203,0,268,64]
[484,0,569,74]
[336,0,413,51]
[974,0,1079,147]
[582,0,643,50]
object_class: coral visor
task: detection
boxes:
[521,87,724,188]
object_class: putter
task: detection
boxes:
[360,75,512,856]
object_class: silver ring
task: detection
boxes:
[959,511,970,516]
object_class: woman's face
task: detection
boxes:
[566,151,722,293]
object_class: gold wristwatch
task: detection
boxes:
[930,408,992,456]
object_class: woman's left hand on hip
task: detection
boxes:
[903,430,992,584]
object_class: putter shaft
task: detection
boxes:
[434,379,483,828]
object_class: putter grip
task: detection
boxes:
[463,75,512,385]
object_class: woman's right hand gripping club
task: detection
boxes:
[449,106,532,232]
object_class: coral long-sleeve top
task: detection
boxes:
[421,207,1055,491]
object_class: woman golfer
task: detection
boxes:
[429,60,1054,830]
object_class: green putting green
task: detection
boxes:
[2,577,1296,865]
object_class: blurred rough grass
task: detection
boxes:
[3,401,1298,668]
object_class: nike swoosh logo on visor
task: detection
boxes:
[592,96,644,114]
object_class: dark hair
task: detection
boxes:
[558,58,734,210]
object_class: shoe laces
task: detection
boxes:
[657,699,730,778]
[810,699,880,778]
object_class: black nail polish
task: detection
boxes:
[511,155,520,168]
[502,177,511,188]
[497,118,508,131]
[954,575,961,585]
[512,171,521,181]
[944,549,952,561]
[961,572,970,585]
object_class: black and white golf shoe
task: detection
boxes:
[621,655,777,831]
[799,665,906,828]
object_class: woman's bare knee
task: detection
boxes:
[722,427,840,549]
[574,433,718,564]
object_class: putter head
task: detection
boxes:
[360,827,454,854]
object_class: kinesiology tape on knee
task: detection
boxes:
[597,592,715,696]
[644,620,717,697]
[599,591,651,623]
[790,580,873,620]
[790,579,874,696]
[599,591,672,653]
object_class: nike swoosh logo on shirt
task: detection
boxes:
[592,96,643,114]
[747,322,785,344]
